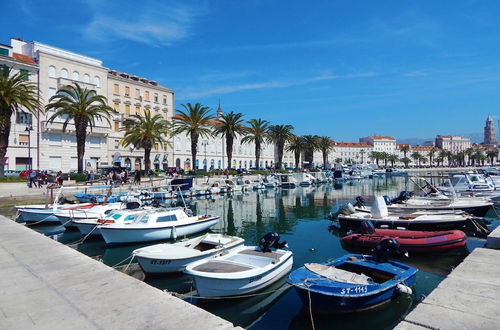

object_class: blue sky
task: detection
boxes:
[1,0,499,141]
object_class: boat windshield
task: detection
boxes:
[133,215,149,224]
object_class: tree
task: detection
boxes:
[268,124,294,170]
[121,111,170,171]
[380,152,390,167]
[301,135,320,168]
[486,149,498,166]
[0,66,42,177]
[474,149,486,166]
[387,154,399,167]
[172,103,214,170]
[241,118,269,170]
[400,157,411,167]
[360,149,366,164]
[286,135,305,169]
[400,145,410,167]
[317,136,334,169]
[370,151,382,166]
[438,150,449,166]
[46,83,112,173]
[465,148,475,166]
[411,151,422,167]
[429,147,437,167]
[212,111,247,170]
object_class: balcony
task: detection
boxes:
[57,77,97,90]
[41,120,110,135]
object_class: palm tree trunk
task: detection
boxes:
[0,114,11,177]
[322,151,327,169]
[226,135,233,170]
[144,146,151,171]
[190,131,198,170]
[276,142,284,169]
[294,151,300,169]
[75,118,88,173]
[255,141,260,170]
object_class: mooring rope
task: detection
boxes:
[168,282,293,300]
[111,255,134,269]
[67,224,100,246]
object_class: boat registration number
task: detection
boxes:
[150,260,171,265]
[340,286,368,295]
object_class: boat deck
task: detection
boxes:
[238,249,283,260]
[192,261,253,273]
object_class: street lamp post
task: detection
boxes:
[25,125,33,171]
[201,140,208,171]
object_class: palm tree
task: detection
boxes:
[360,149,366,164]
[474,149,486,166]
[268,124,294,170]
[301,135,320,168]
[465,148,475,166]
[387,154,399,167]
[486,149,498,166]
[411,151,423,167]
[0,67,42,177]
[317,136,334,169]
[370,151,382,166]
[429,147,437,167]
[172,103,214,171]
[46,83,112,173]
[380,152,390,167]
[438,150,449,166]
[241,118,269,170]
[212,111,247,170]
[400,145,410,167]
[121,111,170,172]
[400,157,411,168]
[286,135,305,169]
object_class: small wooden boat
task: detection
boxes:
[133,233,245,274]
[288,253,417,313]
[184,233,292,297]
[341,222,467,253]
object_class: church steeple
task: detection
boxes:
[216,99,223,118]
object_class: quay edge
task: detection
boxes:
[0,215,242,330]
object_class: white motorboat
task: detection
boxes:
[17,202,96,224]
[99,207,220,245]
[225,179,243,192]
[133,233,245,274]
[293,173,316,186]
[54,202,136,227]
[275,174,297,188]
[184,244,293,297]
[263,175,279,188]
[71,208,147,236]
[250,177,266,190]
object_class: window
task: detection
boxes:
[154,143,159,151]
[154,94,158,103]
[16,112,32,124]
[125,104,130,115]
[0,48,8,56]
[156,214,177,222]
[60,68,68,78]
[125,86,130,96]
[163,97,167,105]
[94,76,101,87]
[114,139,120,149]
[72,71,79,81]
[114,122,119,132]
[135,88,140,98]
[135,106,140,115]
[48,66,56,78]
[20,69,29,81]
[113,103,119,112]
[144,91,150,101]
[113,84,119,94]
[19,135,29,146]
[83,74,90,83]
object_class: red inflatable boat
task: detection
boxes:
[342,228,467,253]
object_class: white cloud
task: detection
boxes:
[178,72,380,99]
[82,1,207,46]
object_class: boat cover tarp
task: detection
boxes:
[305,263,372,285]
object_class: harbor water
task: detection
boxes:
[3,176,499,329]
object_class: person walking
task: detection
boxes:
[28,170,36,188]
[134,170,141,185]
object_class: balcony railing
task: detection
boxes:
[41,120,110,135]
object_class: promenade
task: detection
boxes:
[0,215,240,330]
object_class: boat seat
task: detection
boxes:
[305,263,372,285]
[238,249,282,261]
[192,261,253,273]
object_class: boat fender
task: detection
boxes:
[396,284,412,295]
[171,226,177,240]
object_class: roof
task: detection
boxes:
[411,146,434,151]
[12,52,36,64]
[335,142,371,147]
[368,136,395,140]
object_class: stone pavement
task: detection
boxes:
[0,216,241,330]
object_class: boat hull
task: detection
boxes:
[189,253,293,297]
[100,217,219,245]
[72,221,102,236]
[17,209,60,224]
[338,216,470,231]
[341,229,467,253]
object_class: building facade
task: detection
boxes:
[435,135,471,153]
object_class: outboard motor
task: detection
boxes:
[383,195,392,205]
[372,238,401,262]
[126,201,141,210]
[353,196,366,208]
[391,191,413,204]
[259,232,288,252]
[340,203,356,215]
[360,220,375,234]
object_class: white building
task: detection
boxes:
[329,142,372,164]
[0,42,39,171]
[435,135,471,153]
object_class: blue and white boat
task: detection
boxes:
[288,253,417,313]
